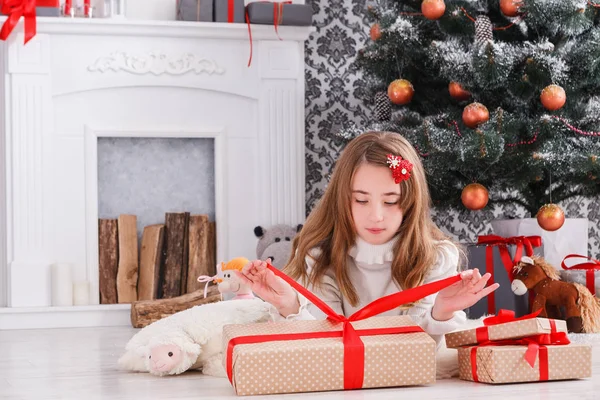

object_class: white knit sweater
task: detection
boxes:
[269,235,467,345]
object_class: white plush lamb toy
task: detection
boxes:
[118,298,273,377]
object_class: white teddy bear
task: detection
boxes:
[118,298,273,377]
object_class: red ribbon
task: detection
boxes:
[0,0,36,44]
[476,235,542,314]
[227,0,234,23]
[226,263,462,390]
[470,319,569,382]
[475,308,542,342]
[561,254,600,296]
[245,1,292,67]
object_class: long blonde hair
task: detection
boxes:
[284,131,449,307]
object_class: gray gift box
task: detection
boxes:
[177,0,214,22]
[36,7,61,17]
[561,269,600,298]
[246,3,312,26]
[463,242,544,319]
[214,0,245,23]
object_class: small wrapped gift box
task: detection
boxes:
[458,344,592,384]
[214,0,245,23]
[445,309,567,349]
[464,235,542,318]
[561,254,600,297]
[177,0,213,22]
[222,263,462,396]
[246,2,312,26]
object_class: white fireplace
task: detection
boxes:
[0,17,312,329]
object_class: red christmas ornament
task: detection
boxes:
[449,82,471,101]
[370,23,381,41]
[540,84,566,111]
[500,0,523,17]
[462,102,490,128]
[421,0,446,20]
[387,79,414,105]
[461,183,489,210]
[536,203,565,231]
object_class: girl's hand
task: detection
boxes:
[235,259,300,317]
[431,268,499,321]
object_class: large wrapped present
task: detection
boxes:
[561,254,600,297]
[214,0,245,23]
[446,309,567,349]
[458,343,592,383]
[491,218,588,269]
[246,2,312,26]
[222,264,462,395]
[177,0,213,22]
[464,235,542,318]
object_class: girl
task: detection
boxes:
[237,131,498,344]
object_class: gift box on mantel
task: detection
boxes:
[214,0,245,23]
[464,235,543,319]
[176,0,213,22]
[446,309,592,384]
[221,264,462,396]
[560,254,600,298]
[246,2,313,26]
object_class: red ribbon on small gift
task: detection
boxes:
[245,1,292,67]
[469,317,570,382]
[475,308,542,342]
[561,254,600,296]
[476,235,542,314]
[226,263,462,390]
[0,0,36,44]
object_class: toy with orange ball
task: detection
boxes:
[461,183,489,210]
[540,84,566,111]
[421,0,446,20]
[536,203,565,231]
[387,79,414,105]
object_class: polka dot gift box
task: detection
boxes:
[221,264,462,396]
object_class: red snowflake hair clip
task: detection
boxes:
[386,154,413,184]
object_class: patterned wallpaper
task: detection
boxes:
[303,0,600,259]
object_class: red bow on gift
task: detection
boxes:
[226,263,462,390]
[476,235,542,314]
[0,0,36,44]
[469,309,570,382]
[562,254,600,296]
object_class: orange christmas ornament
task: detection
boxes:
[421,0,446,20]
[540,84,566,111]
[461,183,489,210]
[387,79,414,105]
[449,82,471,101]
[500,0,523,17]
[536,203,565,231]
[370,23,381,41]
[462,102,489,128]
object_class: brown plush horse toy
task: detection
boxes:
[511,255,600,333]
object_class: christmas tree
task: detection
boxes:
[344,0,600,223]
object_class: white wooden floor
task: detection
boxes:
[1,326,599,400]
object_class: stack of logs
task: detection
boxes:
[98,212,221,327]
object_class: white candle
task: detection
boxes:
[51,263,73,306]
[73,281,90,306]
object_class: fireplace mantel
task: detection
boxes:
[0,17,312,328]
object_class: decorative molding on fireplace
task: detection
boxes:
[87,52,226,76]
